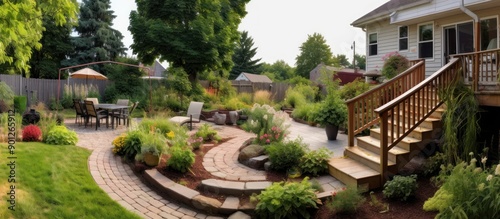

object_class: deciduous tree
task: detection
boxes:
[0,0,78,76]
[129,0,250,82]
[295,33,334,78]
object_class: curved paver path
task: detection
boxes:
[67,120,220,219]
[67,118,347,219]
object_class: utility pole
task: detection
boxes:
[351,41,356,72]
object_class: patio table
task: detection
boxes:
[96,104,130,129]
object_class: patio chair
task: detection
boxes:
[112,101,138,127]
[113,99,130,125]
[84,100,109,130]
[169,101,204,130]
[85,97,99,105]
[73,99,87,126]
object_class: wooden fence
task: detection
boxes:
[0,74,109,106]
[1,75,292,106]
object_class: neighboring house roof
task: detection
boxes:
[150,60,166,77]
[351,0,432,27]
[235,72,273,83]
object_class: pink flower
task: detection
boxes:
[275,134,279,139]
[266,139,270,144]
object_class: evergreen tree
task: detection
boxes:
[230,31,262,79]
[295,33,334,78]
[66,0,125,72]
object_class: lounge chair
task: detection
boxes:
[169,101,204,130]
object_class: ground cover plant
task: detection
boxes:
[0,142,141,219]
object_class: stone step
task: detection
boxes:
[200,179,272,196]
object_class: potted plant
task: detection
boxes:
[140,132,168,166]
[311,95,347,140]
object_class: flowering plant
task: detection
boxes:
[112,134,127,155]
[242,104,290,145]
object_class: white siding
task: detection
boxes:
[364,4,500,78]
[393,0,490,23]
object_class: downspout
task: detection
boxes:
[459,0,480,51]
[459,0,480,91]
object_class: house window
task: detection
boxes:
[399,26,408,51]
[369,33,378,56]
[418,23,433,58]
[481,17,498,50]
[457,22,474,53]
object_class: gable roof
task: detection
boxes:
[237,72,273,83]
[351,0,432,27]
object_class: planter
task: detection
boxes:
[143,152,160,167]
[325,124,339,140]
[217,110,238,125]
[201,109,218,120]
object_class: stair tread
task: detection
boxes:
[346,146,396,166]
[356,136,409,155]
[329,157,380,179]
[370,128,423,143]
[383,122,433,133]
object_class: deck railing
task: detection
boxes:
[453,48,500,91]
[346,60,425,146]
[374,58,461,182]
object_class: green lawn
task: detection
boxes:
[0,142,141,219]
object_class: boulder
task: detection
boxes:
[238,144,265,163]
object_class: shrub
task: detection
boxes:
[139,118,175,135]
[14,96,27,114]
[167,146,195,173]
[45,125,78,145]
[283,88,306,108]
[236,92,253,105]
[122,130,144,160]
[188,136,204,150]
[253,177,320,219]
[112,134,127,155]
[299,147,333,176]
[0,81,14,109]
[327,186,365,214]
[253,90,272,105]
[339,79,371,100]
[383,174,418,201]
[423,152,447,176]
[256,125,286,145]
[424,157,500,218]
[266,138,308,171]
[22,124,42,142]
[381,52,409,79]
[38,112,57,142]
[223,97,248,111]
[195,123,221,142]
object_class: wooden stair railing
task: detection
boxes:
[374,58,461,183]
[346,60,426,147]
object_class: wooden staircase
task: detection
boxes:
[328,58,462,190]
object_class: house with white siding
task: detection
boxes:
[352,0,499,77]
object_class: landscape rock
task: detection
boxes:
[238,144,265,163]
[191,195,222,213]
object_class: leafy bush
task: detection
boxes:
[424,157,500,218]
[140,130,168,156]
[112,134,127,155]
[423,152,447,176]
[236,92,253,105]
[253,177,320,219]
[167,146,195,173]
[383,174,418,201]
[195,123,221,142]
[122,130,144,160]
[0,81,14,110]
[291,102,321,123]
[188,136,204,150]
[284,88,306,108]
[266,138,308,171]
[381,52,409,79]
[253,90,272,105]
[22,124,42,142]
[327,186,365,214]
[311,96,347,127]
[339,79,371,100]
[299,147,333,176]
[45,125,78,145]
[38,111,57,142]
[14,96,27,114]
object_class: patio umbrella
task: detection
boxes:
[70,67,108,85]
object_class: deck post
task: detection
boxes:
[348,102,355,146]
[380,112,389,185]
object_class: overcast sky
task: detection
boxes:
[110,0,388,66]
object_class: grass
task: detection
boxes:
[0,142,141,219]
